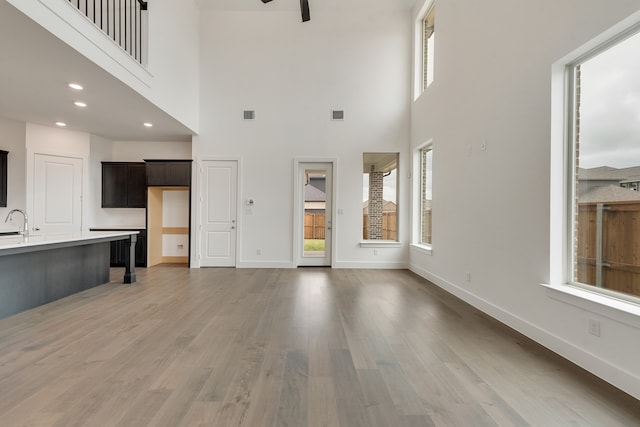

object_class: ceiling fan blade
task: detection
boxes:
[300,0,310,22]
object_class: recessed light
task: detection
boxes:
[74,101,87,108]
[143,122,153,127]
[68,83,83,90]
[55,122,67,127]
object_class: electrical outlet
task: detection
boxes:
[373,249,379,256]
[257,248,262,255]
[588,319,601,337]
[177,244,184,250]
[465,272,471,282]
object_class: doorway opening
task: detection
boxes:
[147,187,190,267]
[297,162,333,267]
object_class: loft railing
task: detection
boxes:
[67,0,148,64]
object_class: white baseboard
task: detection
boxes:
[409,264,640,400]
[333,261,408,269]
[237,260,296,269]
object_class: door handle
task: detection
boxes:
[231,226,236,230]
[34,227,40,231]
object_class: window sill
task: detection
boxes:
[410,243,432,255]
[541,283,640,328]
[360,241,402,248]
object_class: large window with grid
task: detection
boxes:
[567,27,640,302]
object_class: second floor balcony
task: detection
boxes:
[67,0,148,64]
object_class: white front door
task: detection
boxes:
[298,162,333,267]
[200,160,238,267]
[33,154,83,233]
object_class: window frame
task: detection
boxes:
[419,144,433,247]
[361,152,400,244]
[414,0,435,99]
[564,25,640,305]
[422,3,435,92]
[412,140,433,253]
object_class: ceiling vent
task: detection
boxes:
[331,110,344,121]
[243,110,255,121]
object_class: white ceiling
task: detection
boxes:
[195,0,419,12]
[0,0,420,143]
[0,2,194,142]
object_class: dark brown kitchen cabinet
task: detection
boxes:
[144,160,192,186]
[102,162,147,208]
[0,150,7,207]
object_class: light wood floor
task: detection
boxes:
[0,266,638,426]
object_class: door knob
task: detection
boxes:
[231,226,236,230]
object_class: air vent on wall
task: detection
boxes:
[331,110,345,121]
[243,110,256,121]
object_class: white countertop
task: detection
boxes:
[0,230,139,253]
[90,226,146,230]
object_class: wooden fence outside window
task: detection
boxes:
[576,201,640,298]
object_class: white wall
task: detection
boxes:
[0,117,27,231]
[25,123,91,231]
[146,0,200,132]
[409,0,640,398]
[3,122,192,230]
[194,9,412,268]
[112,141,192,162]
[162,190,189,258]
[7,0,200,133]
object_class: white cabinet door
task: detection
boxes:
[33,154,82,233]
[200,160,237,267]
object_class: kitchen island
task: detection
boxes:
[0,231,138,319]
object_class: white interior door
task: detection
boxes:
[200,160,238,267]
[33,154,82,233]
[298,162,333,267]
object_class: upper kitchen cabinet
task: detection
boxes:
[0,150,7,207]
[145,160,192,186]
[102,162,147,208]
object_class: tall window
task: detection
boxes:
[420,146,433,245]
[568,28,640,301]
[363,153,399,241]
[422,3,435,91]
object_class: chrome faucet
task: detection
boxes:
[4,209,29,237]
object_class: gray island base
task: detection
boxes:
[0,231,137,319]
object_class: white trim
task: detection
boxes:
[550,10,640,295]
[195,156,242,268]
[542,283,640,328]
[333,261,408,269]
[410,264,640,399]
[293,157,338,268]
[360,241,403,248]
[413,140,433,247]
[413,0,436,100]
[237,260,296,269]
[410,243,432,255]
